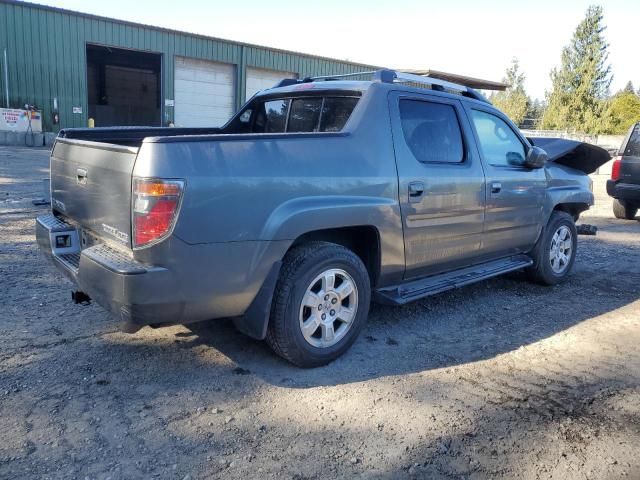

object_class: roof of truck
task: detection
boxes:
[255,80,373,97]
[253,69,492,105]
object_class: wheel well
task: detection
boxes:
[290,226,381,287]
[553,203,589,222]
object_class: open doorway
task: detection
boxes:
[86,44,162,127]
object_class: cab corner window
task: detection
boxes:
[399,99,464,164]
[470,110,526,167]
[320,97,359,132]
[254,99,290,133]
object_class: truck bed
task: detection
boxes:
[59,126,223,147]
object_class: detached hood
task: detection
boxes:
[528,137,611,175]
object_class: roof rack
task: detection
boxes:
[276,69,490,104]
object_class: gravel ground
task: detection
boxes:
[1,145,639,480]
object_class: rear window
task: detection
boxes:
[623,123,640,157]
[288,98,323,132]
[250,96,358,133]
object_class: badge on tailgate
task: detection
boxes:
[102,223,129,244]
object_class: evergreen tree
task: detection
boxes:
[602,92,640,134]
[623,81,635,93]
[540,5,612,133]
[526,98,546,128]
[491,58,530,126]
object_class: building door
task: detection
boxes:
[246,67,296,100]
[174,57,235,127]
[86,44,162,127]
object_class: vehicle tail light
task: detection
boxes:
[132,178,184,248]
[611,157,622,181]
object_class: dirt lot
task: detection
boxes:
[1,145,639,480]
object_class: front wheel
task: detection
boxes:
[527,211,578,285]
[266,242,371,368]
[612,199,638,220]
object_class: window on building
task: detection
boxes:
[399,99,465,163]
[470,110,526,167]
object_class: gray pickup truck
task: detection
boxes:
[37,69,602,367]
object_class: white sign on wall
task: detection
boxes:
[0,108,43,133]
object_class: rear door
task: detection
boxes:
[50,139,137,248]
[620,123,640,184]
[389,92,486,280]
[465,105,546,258]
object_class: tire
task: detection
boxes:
[612,199,638,220]
[266,241,371,368]
[526,211,578,286]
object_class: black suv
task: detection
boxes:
[608,122,640,220]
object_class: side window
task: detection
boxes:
[287,98,322,132]
[398,99,464,163]
[470,110,526,167]
[320,97,359,132]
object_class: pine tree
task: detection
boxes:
[540,5,612,133]
[490,58,530,126]
[622,81,635,94]
[526,98,546,128]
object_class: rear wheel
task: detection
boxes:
[527,211,577,285]
[612,199,638,220]
[266,242,371,368]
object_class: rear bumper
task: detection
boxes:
[36,214,184,332]
[607,180,640,203]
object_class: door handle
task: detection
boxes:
[408,181,425,203]
[491,182,502,194]
[76,168,88,185]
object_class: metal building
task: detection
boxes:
[0,0,377,132]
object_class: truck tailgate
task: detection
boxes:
[50,138,138,248]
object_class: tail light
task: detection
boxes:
[132,178,184,248]
[611,157,622,181]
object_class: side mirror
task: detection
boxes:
[524,146,548,169]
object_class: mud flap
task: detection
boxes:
[233,261,282,340]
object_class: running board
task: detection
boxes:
[375,255,533,305]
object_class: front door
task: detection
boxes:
[465,106,546,258]
[389,92,486,280]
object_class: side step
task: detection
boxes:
[374,255,533,305]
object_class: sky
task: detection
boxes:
[31,0,640,100]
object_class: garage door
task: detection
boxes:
[246,67,296,100]
[174,57,235,127]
